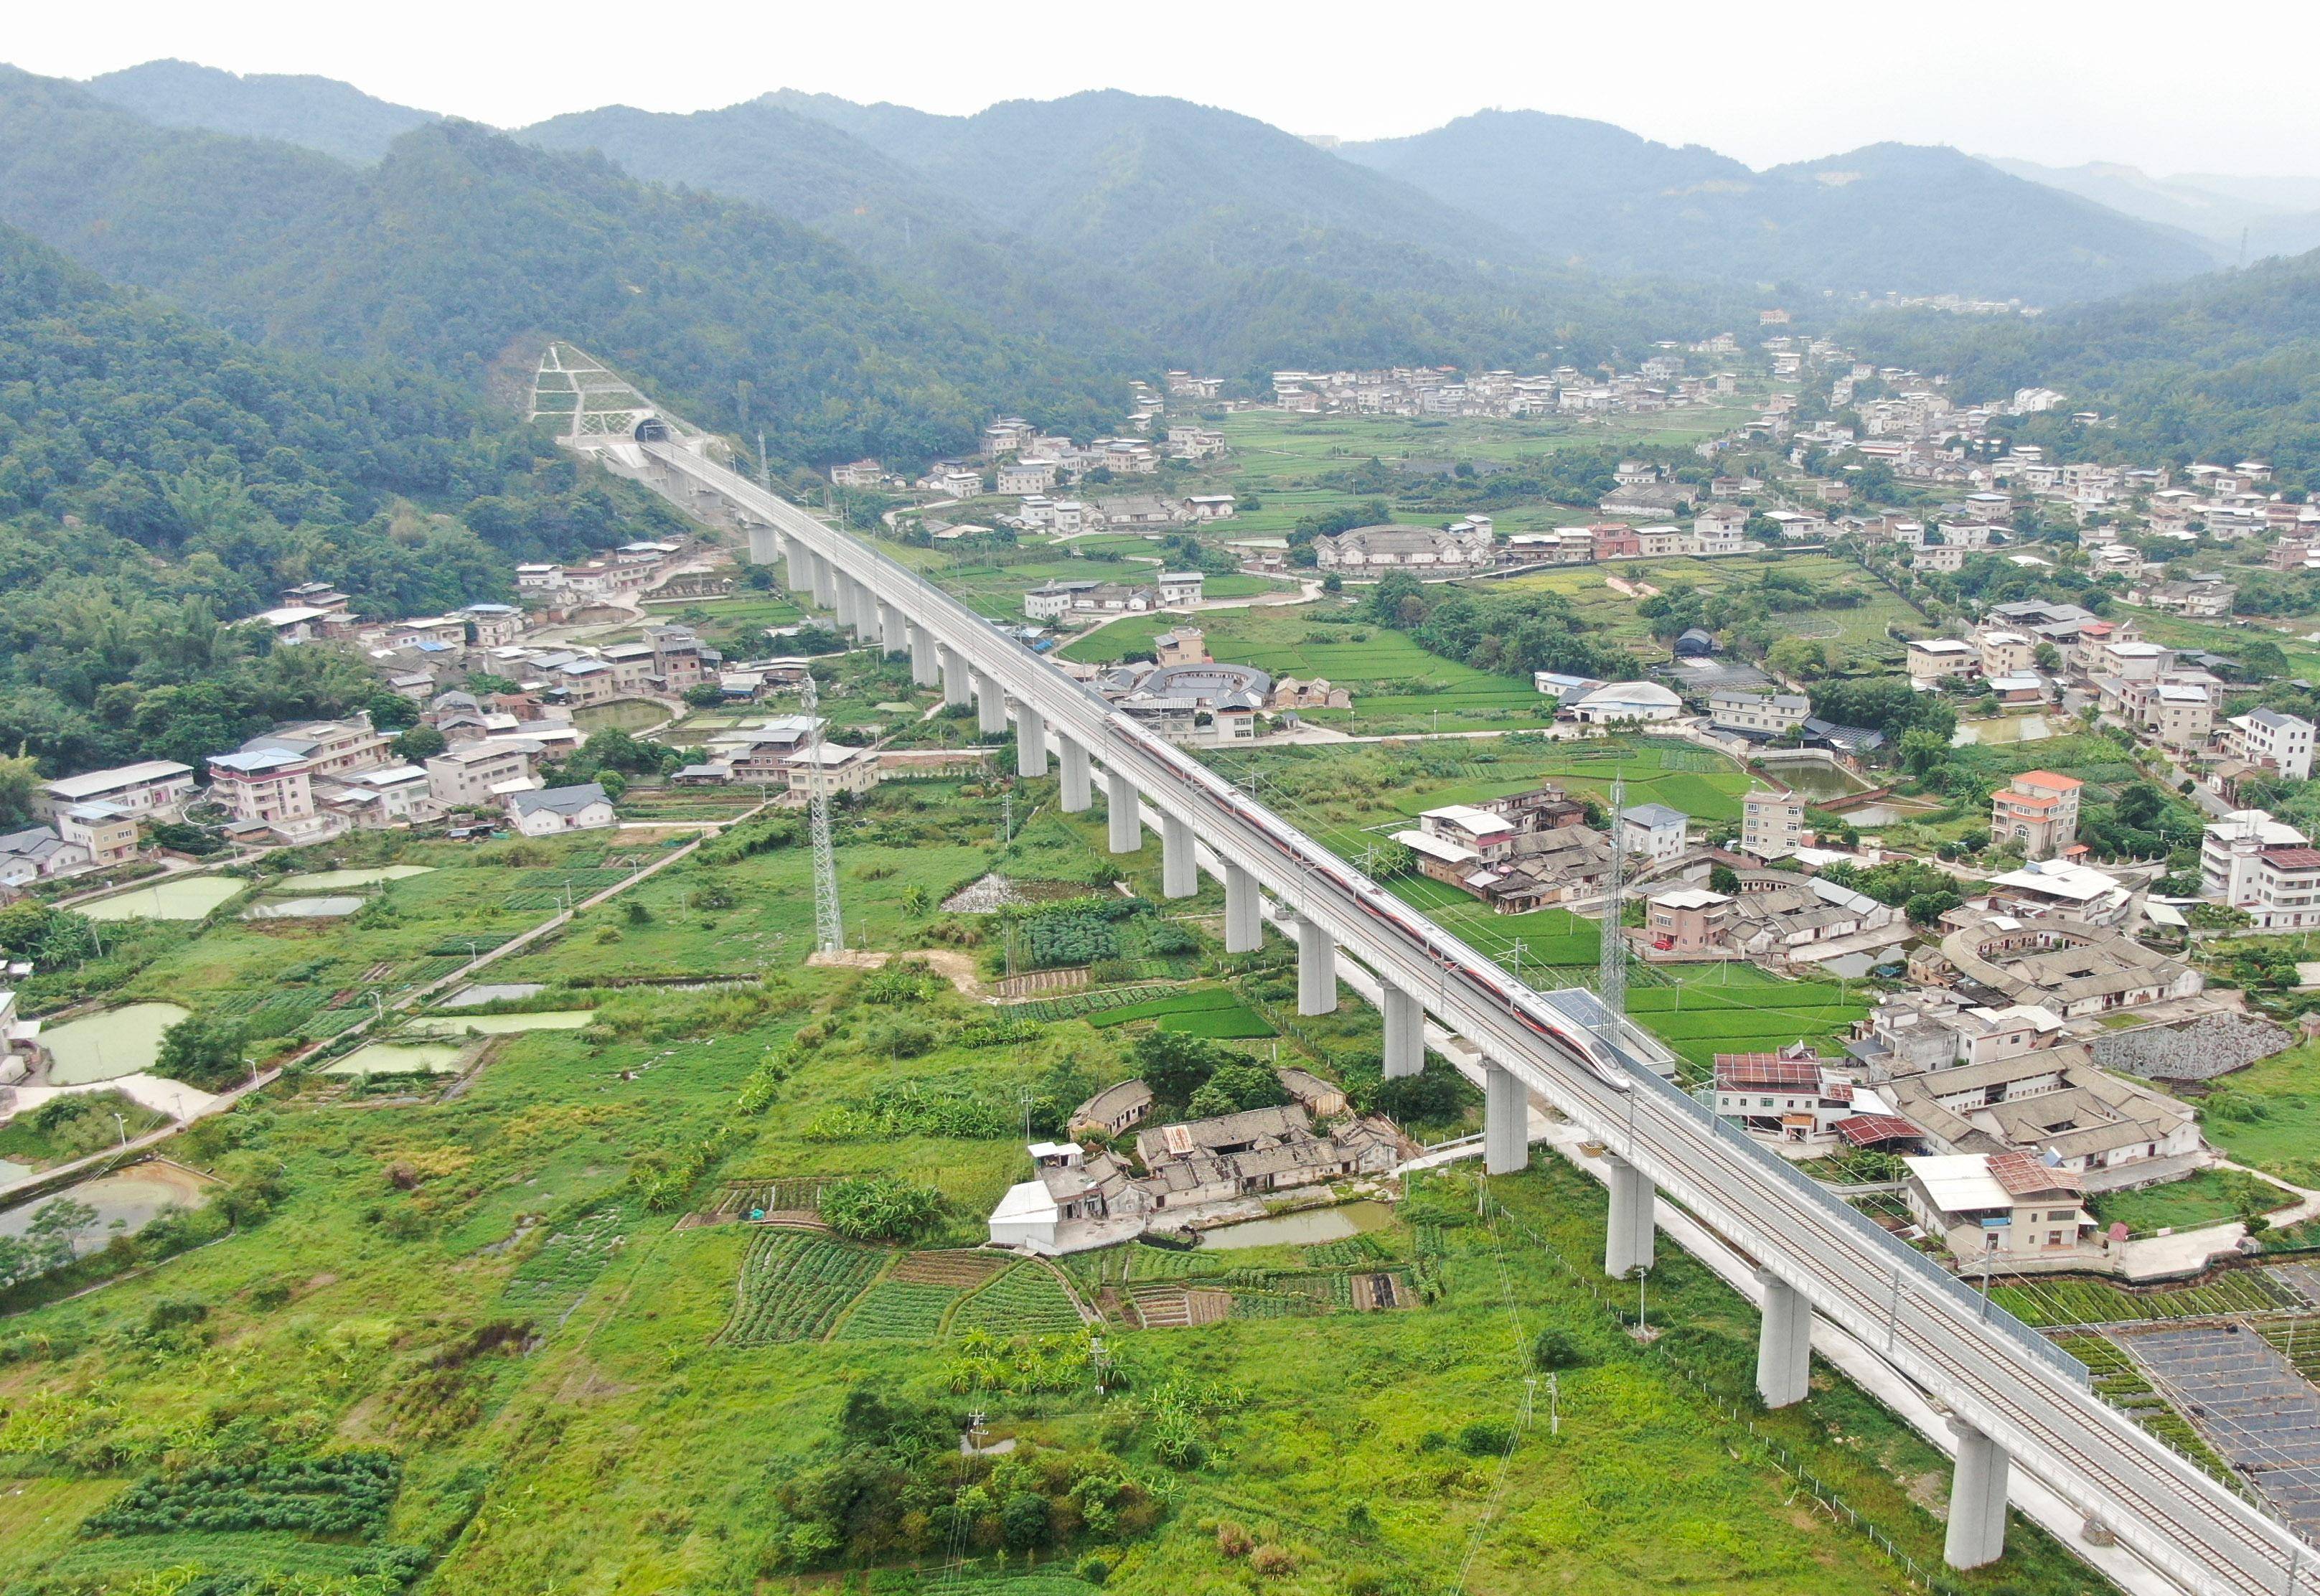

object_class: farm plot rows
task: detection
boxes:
[832,1280,962,1341]
[951,1262,1085,1335]
[500,1206,629,1325]
[1085,986,1277,1038]
[1996,1267,2304,1328]
[720,1230,888,1346]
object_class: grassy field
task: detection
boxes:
[2088,1168,2298,1235]
[1495,550,1919,672]
[1062,604,1554,733]
[1209,406,1762,493]
[2175,1038,2320,1186]
[2131,610,2320,680]
[0,718,2108,1596]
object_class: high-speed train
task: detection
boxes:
[1099,714,1635,1094]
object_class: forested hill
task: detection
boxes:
[0,224,680,774]
[1336,112,2214,306]
[0,68,1124,466]
[1855,248,2320,481]
[84,57,440,163]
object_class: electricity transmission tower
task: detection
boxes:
[1596,765,1628,1046]
[802,673,845,955]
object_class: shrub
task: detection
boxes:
[1249,1545,1295,1577]
[819,1175,944,1243]
[1457,1419,1511,1456]
[1531,1328,1589,1371]
[1215,1520,1254,1558]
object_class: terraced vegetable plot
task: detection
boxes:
[1086,986,1276,1038]
[1996,1268,2303,1328]
[720,1229,887,1345]
[952,1262,1084,1335]
[500,1206,628,1325]
[891,1250,1009,1288]
[832,1280,959,1341]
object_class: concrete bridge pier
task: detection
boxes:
[784,544,809,596]
[1106,771,1142,853]
[805,548,837,608]
[1223,863,1262,952]
[1058,738,1092,813]
[876,600,906,656]
[847,578,877,639]
[1016,706,1050,778]
[1943,1420,2011,1570]
[1605,1155,1656,1280]
[832,573,862,633]
[1383,985,1425,1079]
[747,524,779,565]
[1160,814,1197,898]
[1483,1061,1528,1175]
[909,624,940,688]
[1295,914,1338,1015]
[974,670,1010,735]
[939,645,972,708]
[1755,1268,1812,1409]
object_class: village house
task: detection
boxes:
[426,741,542,809]
[1936,912,2202,1018]
[2217,708,2316,781]
[1731,872,1896,957]
[1708,689,1810,740]
[1313,521,1495,575]
[33,761,195,825]
[1989,771,2082,860]
[0,825,93,888]
[2199,809,2320,929]
[1644,886,1736,955]
[1741,788,1806,860]
[1619,802,1690,862]
[1905,638,1978,683]
[1711,1048,1906,1150]
[205,746,341,845]
[506,782,616,836]
[1902,1153,2100,1267]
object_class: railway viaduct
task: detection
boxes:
[624,430,2313,1596]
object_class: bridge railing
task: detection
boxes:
[1619,1030,2089,1388]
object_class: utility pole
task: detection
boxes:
[1597,764,1629,1048]
[803,672,845,957]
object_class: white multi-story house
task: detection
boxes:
[2200,809,2320,928]
[34,761,195,824]
[426,742,541,808]
[2221,708,2315,782]
[1905,639,1978,682]
[1708,690,1810,738]
[1741,788,1805,860]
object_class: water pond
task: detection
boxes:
[319,1041,468,1076]
[275,864,436,891]
[77,876,245,921]
[441,983,545,1010]
[406,1010,593,1036]
[1757,761,1864,802]
[0,1161,213,1255]
[41,1003,192,1084]
[244,896,365,920]
[1201,1200,1396,1251]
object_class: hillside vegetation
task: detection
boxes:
[0,224,680,771]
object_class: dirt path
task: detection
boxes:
[902,949,987,999]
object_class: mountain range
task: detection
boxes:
[23,56,2320,483]
[1982,156,2320,265]
[62,61,2235,309]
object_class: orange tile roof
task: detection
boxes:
[2013,771,2084,791]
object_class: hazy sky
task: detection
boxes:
[11,0,2320,177]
